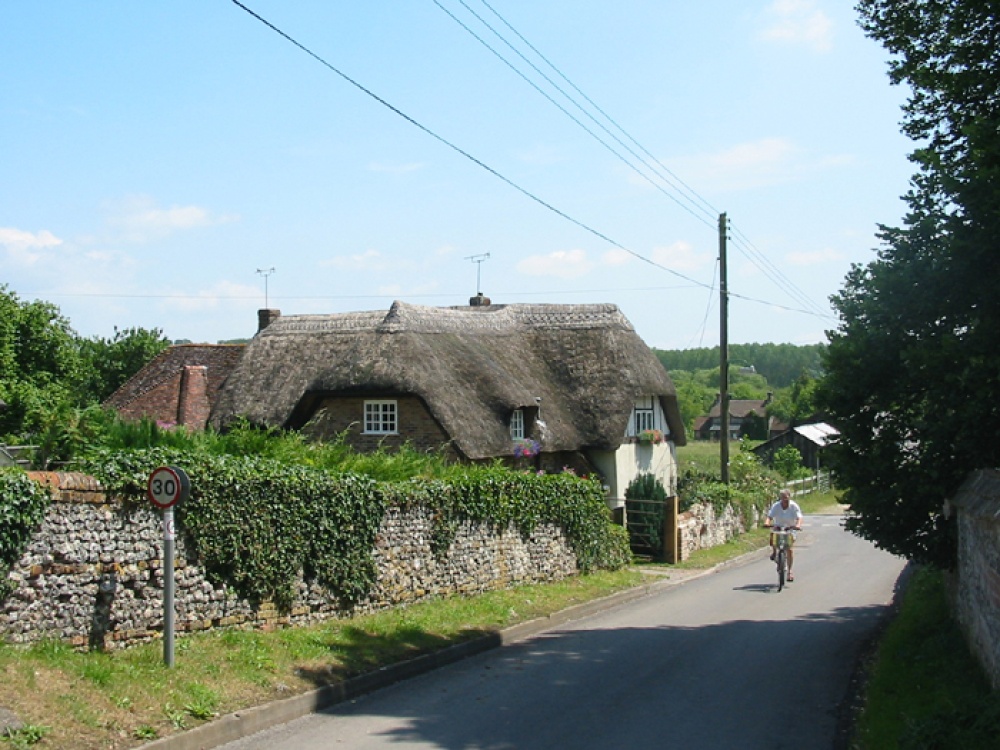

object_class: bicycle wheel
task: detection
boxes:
[777,549,786,591]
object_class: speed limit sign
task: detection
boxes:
[147,466,190,509]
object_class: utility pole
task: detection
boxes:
[719,213,730,485]
[256,267,276,308]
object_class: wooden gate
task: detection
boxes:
[625,495,678,563]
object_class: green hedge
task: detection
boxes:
[80,450,629,613]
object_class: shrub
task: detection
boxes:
[772,445,808,480]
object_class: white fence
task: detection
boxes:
[785,471,832,497]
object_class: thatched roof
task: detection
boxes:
[210,301,685,459]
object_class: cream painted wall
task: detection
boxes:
[591,440,678,508]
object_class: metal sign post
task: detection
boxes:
[147,466,190,668]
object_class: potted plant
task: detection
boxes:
[513,438,541,458]
[638,428,664,445]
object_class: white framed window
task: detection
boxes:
[510,409,525,440]
[364,400,398,434]
[633,397,655,434]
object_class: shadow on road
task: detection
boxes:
[310,595,902,749]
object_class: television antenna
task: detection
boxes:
[256,267,276,308]
[465,253,490,295]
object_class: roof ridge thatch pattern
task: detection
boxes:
[260,301,632,337]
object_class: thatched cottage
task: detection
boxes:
[209,301,685,502]
[106,300,686,505]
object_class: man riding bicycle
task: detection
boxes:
[765,489,803,581]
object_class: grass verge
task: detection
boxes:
[851,566,998,749]
[0,569,646,750]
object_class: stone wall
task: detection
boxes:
[677,502,758,561]
[1,473,577,650]
[950,469,1000,690]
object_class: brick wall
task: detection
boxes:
[115,373,184,425]
[301,395,459,457]
[1,472,577,650]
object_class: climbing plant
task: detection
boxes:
[81,450,629,613]
[0,467,52,601]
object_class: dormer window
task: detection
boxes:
[627,396,668,439]
[510,408,525,440]
[633,398,655,434]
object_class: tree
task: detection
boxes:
[820,0,1000,567]
[0,286,83,440]
[0,287,167,452]
[767,374,820,427]
[77,326,170,403]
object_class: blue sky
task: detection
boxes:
[2,1,913,350]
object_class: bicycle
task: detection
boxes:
[769,526,797,591]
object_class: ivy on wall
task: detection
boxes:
[0,467,52,600]
[81,449,629,613]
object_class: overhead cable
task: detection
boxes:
[228,0,712,289]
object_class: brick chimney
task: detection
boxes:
[258,309,281,332]
[177,366,210,429]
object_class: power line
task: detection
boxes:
[433,0,717,231]
[228,0,713,290]
[439,0,832,321]
[228,1,833,324]
[468,0,722,223]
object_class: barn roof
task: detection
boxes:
[210,301,685,459]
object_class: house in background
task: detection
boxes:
[208,300,686,505]
[693,392,786,441]
[751,422,839,471]
[104,344,245,430]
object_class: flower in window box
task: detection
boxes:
[638,429,663,445]
[513,438,541,458]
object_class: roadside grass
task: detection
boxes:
[851,567,999,749]
[0,569,646,749]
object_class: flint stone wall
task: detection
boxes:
[677,502,757,561]
[950,469,1000,690]
[1,472,577,650]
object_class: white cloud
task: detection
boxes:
[671,137,851,192]
[0,227,63,265]
[104,195,238,242]
[651,241,712,272]
[602,248,632,266]
[786,247,845,266]
[759,0,834,53]
[320,248,389,271]
[162,280,261,313]
[516,248,594,279]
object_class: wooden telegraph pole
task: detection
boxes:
[719,213,730,485]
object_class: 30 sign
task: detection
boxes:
[147,466,190,510]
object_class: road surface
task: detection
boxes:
[218,515,908,749]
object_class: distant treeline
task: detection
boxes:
[654,343,825,390]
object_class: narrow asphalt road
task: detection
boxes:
[213,516,907,750]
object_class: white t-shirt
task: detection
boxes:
[768,499,803,529]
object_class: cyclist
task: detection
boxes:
[765,489,803,581]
